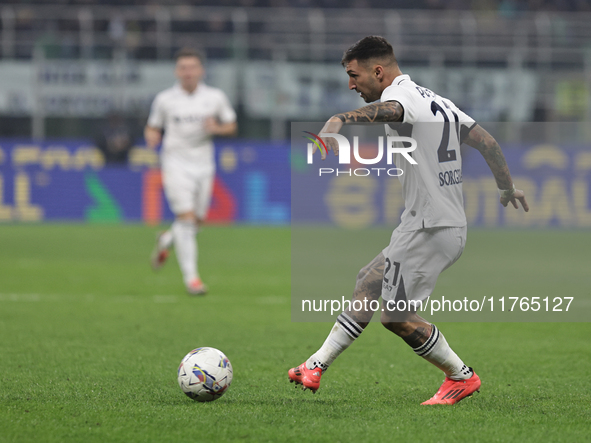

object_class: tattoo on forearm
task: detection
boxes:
[402,326,431,348]
[335,101,404,124]
[465,125,513,190]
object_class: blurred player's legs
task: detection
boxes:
[158,154,214,295]
[150,230,173,270]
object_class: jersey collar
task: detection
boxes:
[391,74,410,86]
[175,82,202,96]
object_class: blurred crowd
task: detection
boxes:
[9,0,591,11]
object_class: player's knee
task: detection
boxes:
[177,212,197,223]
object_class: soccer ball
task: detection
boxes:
[177,347,233,402]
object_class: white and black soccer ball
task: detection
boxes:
[177,347,233,402]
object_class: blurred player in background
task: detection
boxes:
[145,48,237,295]
[289,36,529,404]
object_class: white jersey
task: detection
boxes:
[381,74,476,231]
[147,83,236,170]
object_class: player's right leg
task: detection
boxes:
[173,212,206,295]
[161,155,204,295]
[289,253,385,392]
[151,230,173,270]
[184,172,215,295]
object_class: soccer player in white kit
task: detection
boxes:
[289,36,529,404]
[145,48,237,295]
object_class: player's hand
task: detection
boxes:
[204,117,222,135]
[144,126,162,150]
[317,117,343,160]
[501,188,529,212]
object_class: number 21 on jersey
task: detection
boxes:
[431,100,460,163]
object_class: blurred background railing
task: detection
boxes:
[0,4,590,140]
[2,5,591,66]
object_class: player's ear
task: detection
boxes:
[374,65,384,81]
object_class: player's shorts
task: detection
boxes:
[381,225,467,306]
[161,154,214,219]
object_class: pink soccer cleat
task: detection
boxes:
[150,232,170,271]
[186,278,207,296]
[288,363,323,393]
[421,370,481,405]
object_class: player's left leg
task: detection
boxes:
[380,226,480,404]
[160,155,205,295]
[179,172,214,295]
[289,253,385,392]
[172,211,205,295]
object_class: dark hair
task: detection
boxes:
[341,36,396,67]
[174,47,204,62]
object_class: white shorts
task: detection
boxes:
[161,155,214,219]
[381,226,467,304]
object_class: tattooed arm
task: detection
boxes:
[334,100,404,123]
[464,124,529,212]
[315,101,404,159]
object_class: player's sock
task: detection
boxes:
[306,312,363,373]
[159,229,174,250]
[412,325,473,380]
[172,219,198,283]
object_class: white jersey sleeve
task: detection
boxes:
[215,91,237,124]
[147,93,166,129]
[381,82,420,124]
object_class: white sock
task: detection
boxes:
[159,229,174,250]
[413,325,473,380]
[171,220,198,284]
[306,313,363,373]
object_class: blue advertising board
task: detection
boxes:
[1,139,589,228]
[0,139,290,225]
[291,143,591,228]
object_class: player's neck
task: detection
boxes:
[388,68,404,84]
[181,83,200,94]
[380,68,404,94]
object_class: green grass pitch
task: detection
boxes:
[0,225,590,442]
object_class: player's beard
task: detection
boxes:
[360,90,378,103]
[359,82,380,103]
